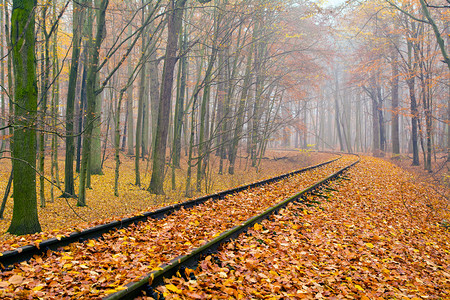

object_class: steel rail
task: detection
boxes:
[104,154,360,300]
[0,153,341,269]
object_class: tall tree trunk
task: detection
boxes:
[126,29,135,155]
[185,93,197,198]
[62,0,86,198]
[149,50,160,157]
[134,52,146,186]
[76,57,87,173]
[114,90,125,196]
[8,0,42,235]
[90,74,103,175]
[39,4,51,208]
[391,47,400,156]
[173,29,187,169]
[78,0,109,206]
[0,0,4,155]
[334,69,344,152]
[229,36,252,174]
[407,76,420,166]
[376,85,385,155]
[148,0,188,195]
[196,39,218,191]
[90,0,105,175]
[142,73,150,157]
[50,9,61,203]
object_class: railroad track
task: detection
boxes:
[0,154,340,269]
[0,153,358,299]
[104,154,359,300]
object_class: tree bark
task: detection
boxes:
[148,0,188,195]
[391,46,400,156]
[78,0,109,206]
[8,0,42,235]
[62,0,86,198]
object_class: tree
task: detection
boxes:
[147,0,190,195]
[62,0,86,198]
[78,0,109,206]
[8,0,41,235]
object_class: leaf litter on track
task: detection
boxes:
[0,155,355,299]
[157,156,450,299]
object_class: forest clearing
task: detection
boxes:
[0,0,449,298]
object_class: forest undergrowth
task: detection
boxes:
[158,156,450,299]
[0,150,331,248]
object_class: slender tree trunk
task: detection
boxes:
[391,47,400,156]
[142,72,150,157]
[126,31,135,155]
[407,76,420,165]
[76,58,87,173]
[90,0,105,175]
[196,41,218,191]
[78,0,109,206]
[376,85,385,155]
[62,0,86,198]
[114,90,125,196]
[0,0,4,155]
[8,0,42,235]
[39,4,51,208]
[149,50,160,156]
[0,170,12,219]
[334,70,344,152]
[134,53,146,186]
[185,94,197,197]
[50,6,61,202]
[173,29,187,169]
[229,35,253,174]
[148,0,188,195]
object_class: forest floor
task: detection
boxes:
[0,154,448,299]
[0,149,332,247]
[386,154,449,189]
[157,155,450,299]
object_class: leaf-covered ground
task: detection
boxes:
[0,150,332,251]
[0,154,354,299]
[157,156,450,299]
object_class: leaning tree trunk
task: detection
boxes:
[8,0,42,235]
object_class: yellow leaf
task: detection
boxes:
[87,241,95,247]
[253,223,262,231]
[32,285,44,291]
[365,243,374,249]
[61,255,74,260]
[166,284,182,294]
[354,284,364,291]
